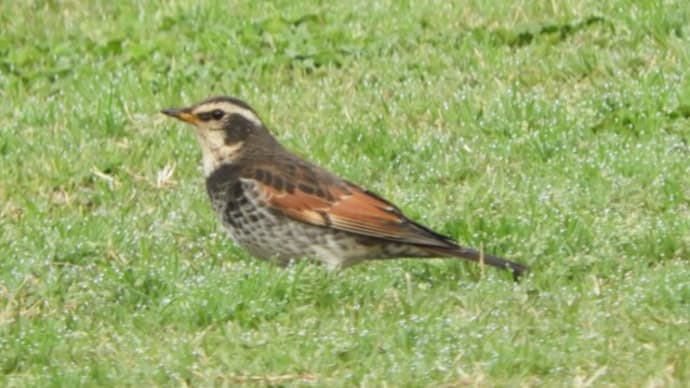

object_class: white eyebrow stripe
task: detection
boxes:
[191,102,261,125]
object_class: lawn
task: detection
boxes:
[1,0,689,386]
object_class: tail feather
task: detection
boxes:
[426,246,528,279]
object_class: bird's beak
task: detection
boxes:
[161,107,199,124]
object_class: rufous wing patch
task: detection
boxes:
[246,174,453,247]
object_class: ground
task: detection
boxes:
[1,1,689,386]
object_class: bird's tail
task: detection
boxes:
[426,246,528,279]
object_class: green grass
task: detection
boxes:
[1,0,689,386]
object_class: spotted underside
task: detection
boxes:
[204,158,452,268]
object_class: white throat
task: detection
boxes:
[194,130,244,176]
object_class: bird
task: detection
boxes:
[161,96,527,278]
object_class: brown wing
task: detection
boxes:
[242,161,456,248]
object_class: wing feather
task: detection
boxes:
[241,164,455,248]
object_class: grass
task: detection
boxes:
[1,0,689,386]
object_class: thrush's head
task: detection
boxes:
[162,96,276,175]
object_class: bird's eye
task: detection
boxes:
[211,109,224,120]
